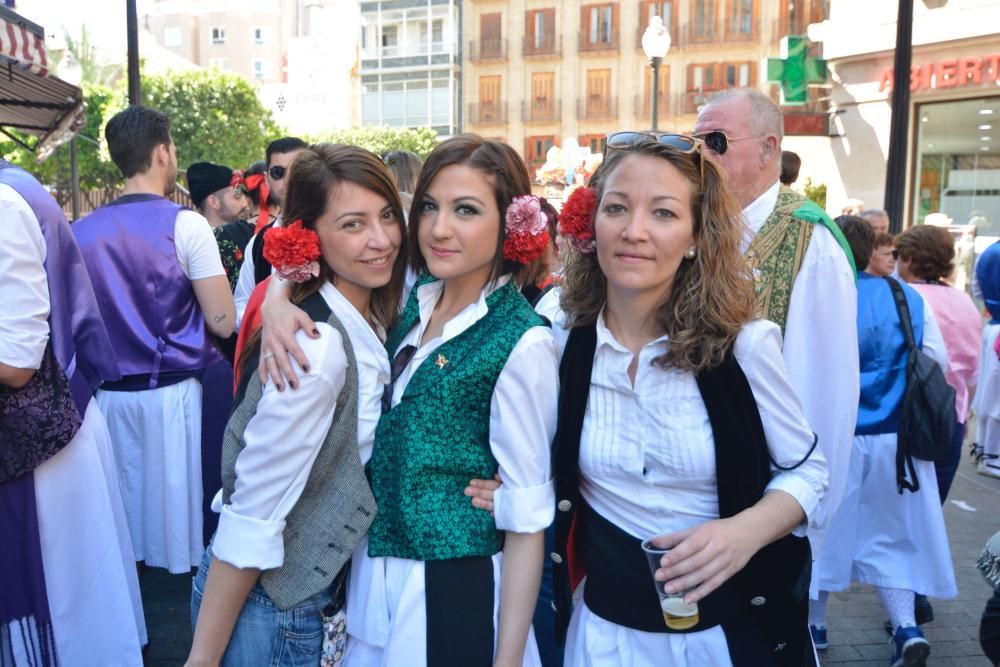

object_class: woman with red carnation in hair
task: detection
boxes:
[186,144,408,665]
[258,135,558,666]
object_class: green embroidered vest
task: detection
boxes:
[367,277,546,561]
[746,186,856,333]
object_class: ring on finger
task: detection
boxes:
[263,351,275,361]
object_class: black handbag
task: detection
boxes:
[884,277,956,493]
[0,342,82,482]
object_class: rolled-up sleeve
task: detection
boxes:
[735,320,830,531]
[211,326,345,569]
[489,326,559,534]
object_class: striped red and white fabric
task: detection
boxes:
[0,15,47,77]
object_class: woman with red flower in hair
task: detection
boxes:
[259,135,558,666]
[187,144,409,665]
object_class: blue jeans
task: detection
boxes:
[191,549,333,666]
[532,524,564,667]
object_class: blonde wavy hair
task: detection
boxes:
[560,138,756,372]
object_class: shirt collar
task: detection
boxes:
[414,274,512,344]
[319,281,389,368]
[741,180,781,237]
[595,308,670,355]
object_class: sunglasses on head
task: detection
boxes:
[604,131,705,186]
[690,130,761,156]
[268,165,287,180]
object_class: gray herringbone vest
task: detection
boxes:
[220,292,377,609]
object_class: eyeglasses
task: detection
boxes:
[604,131,705,186]
[381,344,417,413]
[691,130,761,156]
[268,165,287,180]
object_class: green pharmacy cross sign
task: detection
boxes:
[765,35,828,106]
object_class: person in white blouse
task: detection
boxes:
[259,136,558,667]
[549,133,828,667]
[186,144,410,665]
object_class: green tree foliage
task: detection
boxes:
[803,176,827,211]
[141,69,282,171]
[310,126,438,159]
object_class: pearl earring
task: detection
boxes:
[685,248,697,260]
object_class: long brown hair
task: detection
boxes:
[240,143,407,378]
[560,138,756,372]
[407,134,543,285]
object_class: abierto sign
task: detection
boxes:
[879,54,1000,93]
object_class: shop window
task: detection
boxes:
[912,96,1000,291]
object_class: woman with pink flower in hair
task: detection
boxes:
[259,135,558,666]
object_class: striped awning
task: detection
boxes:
[0,6,83,158]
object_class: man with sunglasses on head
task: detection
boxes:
[233,137,307,328]
[694,88,860,617]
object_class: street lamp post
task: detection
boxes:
[642,16,671,131]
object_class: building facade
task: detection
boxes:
[796,0,999,252]
[462,0,830,176]
[359,0,462,137]
[143,0,361,134]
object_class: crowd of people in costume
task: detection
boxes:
[2,86,999,667]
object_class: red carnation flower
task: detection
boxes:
[263,220,322,283]
[559,186,597,254]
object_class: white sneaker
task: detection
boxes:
[978,460,1000,478]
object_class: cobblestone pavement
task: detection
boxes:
[820,454,1000,667]
[140,455,1000,666]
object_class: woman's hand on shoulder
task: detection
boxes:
[259,278,319,390]
[464,474,502,514]
[650,514,764,605]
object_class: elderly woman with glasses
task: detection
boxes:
[549,133,828,667]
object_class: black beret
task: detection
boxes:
[186,162,234,208]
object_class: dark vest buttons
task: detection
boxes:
[558,500,572,512]
[551,552,563,564]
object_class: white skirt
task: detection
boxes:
[976,325,1000,457]
[563,597,733,667]
[34,400,146,664]
[813,433,957,597]
[97,377,204,573]
[344,536,541,667]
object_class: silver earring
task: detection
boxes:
[685,248,697,260]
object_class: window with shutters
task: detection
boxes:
[639,63,670,121]
[780,0,828,36]
[583,69,613,119]
[578,134,606,155]
[690,0,715,43]
[524,8,557,55]
[478,76,502,123]
[580,4,618,52]
[638,1,676,47]
[685,62,755,112]
[479,13,502,59]
[524,135,557,177]
[727,0,757,41]
[527,72,557,121]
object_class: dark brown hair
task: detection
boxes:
[895,224,955,282]
[835,215,875,271]
[561,137,756,372]
[382,150,423,194]
[238,144,407,378]
[408,134,540,285]
[105,105,171,178]
[873,232,895,248]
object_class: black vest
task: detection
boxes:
[552,322,816,667]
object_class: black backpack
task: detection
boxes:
[885,277,956,493]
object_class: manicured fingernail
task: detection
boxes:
[312,329,319,335]
[302,365,310,372]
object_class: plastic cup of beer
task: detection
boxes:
[641,538,700,631]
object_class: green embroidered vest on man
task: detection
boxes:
[746,185,856,333]
[367,277,546,561]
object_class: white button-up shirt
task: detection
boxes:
[572,312,829,539]
[211,281,390,570]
